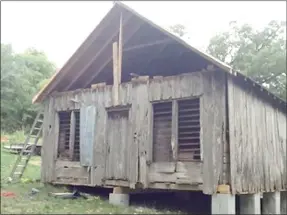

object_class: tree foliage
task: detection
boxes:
[169,24,187,37]
[1,44,55,133]
[169,21,286,100]
[207,21,286,100]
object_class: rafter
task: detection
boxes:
[63,13,133,91]
[122,38,172,52]
[83,20,145,88]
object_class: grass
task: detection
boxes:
[1,133,182,214]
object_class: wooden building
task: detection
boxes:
[33,2,286,214]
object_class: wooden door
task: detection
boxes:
[105,109,130,180]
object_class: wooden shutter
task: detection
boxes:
[178,98,201,161]
[80,106,96,166]
[58,111,71,159]
[152,102,173,162]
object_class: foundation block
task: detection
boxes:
[109,187,130,206]
[212,193,235,214]
[281,191,287,214]
[239,193,261,214]
[262,191,280,214]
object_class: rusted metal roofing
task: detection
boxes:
[33,2,286,111]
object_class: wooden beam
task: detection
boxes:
[122,38,172,52]
[113,42,119,105]
[83,20,145,88]
[118,12,123,83]
[69,111,76,160]
[64,13,133,91]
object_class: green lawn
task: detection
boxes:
[1,144,181,214]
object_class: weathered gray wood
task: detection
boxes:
[69,111,76,160]
[148,161,202,185]
[113,42,119,106]
[41,99,50,182]
[201,71,226,194]
[228,77,287,194]
[149,162,176,173]
[132,82,150,187]
[80,106,96,166]
[92,91,107,186]
[106,108,130,180]
[171,100,178,161]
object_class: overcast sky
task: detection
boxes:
[1,1,286,68]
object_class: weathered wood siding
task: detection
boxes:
[228,77,287,194]
[80,106,96,166]
[106,109,130,180]
[41,71,227,193]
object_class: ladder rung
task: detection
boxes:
[9,111,43,182]
[14,172,22,175]
[22,150,32,153]
[21,156,29,159]
[30,135,38,138]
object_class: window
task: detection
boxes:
[152,102,172,162]
[152,98,201,162]
[178,98,200,161]
[58,110,80,161]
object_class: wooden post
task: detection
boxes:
[69,111,76,160]
[113,42,119,105]
[118,12,123,83]
[171,100,178,161]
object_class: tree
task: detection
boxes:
[169,24,187,37]
[207,21,286,100]
[1,44,56,133]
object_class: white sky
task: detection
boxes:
[1,1,286,68]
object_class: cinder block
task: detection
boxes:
[109,193,129,207]
[212,193,235,214]
[281,191,287,214]
[240,193,261,214]
[262,192,280,214]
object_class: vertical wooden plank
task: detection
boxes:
[132,82,150,187]
[118,12,123,83]
[41,99,50,182]
[227,77,236,194]
[201,72,214,194]
[80,106,96,166]
[92,91,106,186]
[147,102,153,164]
[113,42,119,106]
[69,111,76,160]
[201,71,226,194]
[171,100,178,161]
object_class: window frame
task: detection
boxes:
[150,96,202,163]
[57,109,80,161]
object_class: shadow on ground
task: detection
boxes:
[71,186,212,214]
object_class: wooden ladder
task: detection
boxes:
[8,111,44,182]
